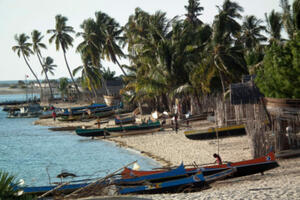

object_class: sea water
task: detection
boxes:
[0,94,160,186]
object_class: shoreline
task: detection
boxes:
[31,107,300,199]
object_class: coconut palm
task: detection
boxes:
[240,15,267,50]
[12,33,43,94]
[73,55,103,98]
[211,0,247,94]
[42,56,57,99]
[265,10,283,43]
[31,29,54,100]
[280,0,300,39]
[95,11,127,76]
[184,0,204,26]
[47,14,81,96]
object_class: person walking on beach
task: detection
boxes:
[213,153,222,165]
[52,110,56,121]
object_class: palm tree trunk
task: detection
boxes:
[115,59,127,76]
[63,51,81,96]
[214,55,226,95]
[22,52,43,97]
[37,52,54,101]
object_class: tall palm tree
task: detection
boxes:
[211,0,247,94]
[265,10,283,43]
[95,11,127,76]
[12,33,43,94]
[31,29,53,100]
[42,56,57,99]
[47,14,81,96]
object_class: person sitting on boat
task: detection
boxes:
[213,153,222,165]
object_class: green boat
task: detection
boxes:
[184,124,246,140]
[75,121,161,137]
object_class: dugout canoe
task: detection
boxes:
[118,167,235,194]
[184,124,246,140]
[121,152,279,179]
[75,121,161,137]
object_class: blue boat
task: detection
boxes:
[115,116,136,125]
[118,167,236,194]
[18,183,89,196]
[114,163,186,185]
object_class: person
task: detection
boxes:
[213,153,222,165]
[174,113,178,133]
[52,111,56,121]
[96,117,101,129]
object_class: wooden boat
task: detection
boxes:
[118,167,235,194]
[184,124,246,140]
[121,152,279,179]
[75,121,161,137]
[106,128,161,138]
[18,183,89,196]
[115,116,136,125]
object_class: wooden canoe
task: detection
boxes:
[184,124,246,140]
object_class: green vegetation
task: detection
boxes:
[11,0,300,106]
[255,32,300,98]
[0,170,32,200]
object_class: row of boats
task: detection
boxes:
[18,152,279,197]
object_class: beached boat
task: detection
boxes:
[184,124,246,140]
[115,163,186,186]
[75,121,161,137]
[18,183,89,196]
[115,115,136,125]
[118,167,235,194]
[121,152,279,179]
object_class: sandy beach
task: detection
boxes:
[33,111,300,200]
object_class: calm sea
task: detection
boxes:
[0,94,160,187]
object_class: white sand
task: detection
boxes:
[34,112,300,200]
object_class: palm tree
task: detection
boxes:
[12,33,43,94]
[31,29,53,100]
[73,55,103,98]
[265,10,283,43]
[0,170,24,199]
[184,0,204,26]
[47,14,81,96]
[240,15,267,50]
[211,0,247,94]
[95,11,127,76]
[42,56,57,99]
[280,0,300,39]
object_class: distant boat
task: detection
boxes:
[121,152,279,179]
[184,124,246,140]
[118,167,235,194]
[115,115,136,125]
[75,121,161,137]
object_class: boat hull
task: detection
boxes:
[184,124,246,140]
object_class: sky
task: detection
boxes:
[0,0,291,81]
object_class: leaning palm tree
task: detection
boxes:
[12,33,43,95]
[95,11,127,76]
[31,29,52,100]
[42,56,57,99]
[47,14,81,96]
